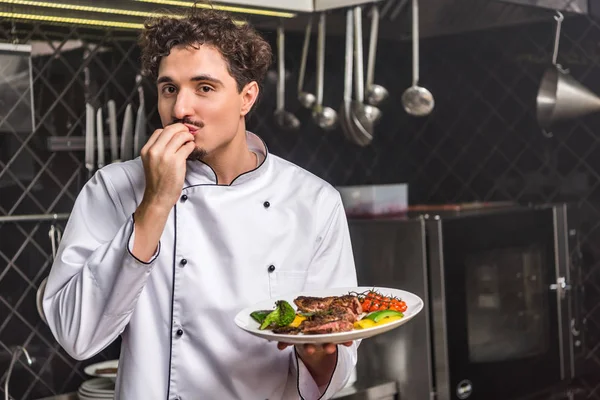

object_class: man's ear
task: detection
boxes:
[240,81,259,116]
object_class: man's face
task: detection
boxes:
[156,44,256,160]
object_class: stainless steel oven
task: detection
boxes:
[347,203,584,400]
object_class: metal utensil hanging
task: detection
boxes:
[274,21,301,130]
[297,17,316,110]
[36,224,62,325]
[536,11,600,135]
[365,5,388,106]
[401,0,435,117]
[311,12,338,131]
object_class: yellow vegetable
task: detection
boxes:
[354,319,377,329]
[289,314,307,328]
[354,315,403,330]
[374,315,403,326]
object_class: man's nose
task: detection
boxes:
[173,90,194,120]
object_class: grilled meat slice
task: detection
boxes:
[294,296,335,313]
[331,295,363,319]
[300,308,356,334]
[272,325,301,335]
[301,319,354,334]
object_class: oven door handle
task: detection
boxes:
[549,276,571,299]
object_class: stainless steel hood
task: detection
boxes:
[495,0,590,14]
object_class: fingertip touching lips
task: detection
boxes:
[171,117,204,130]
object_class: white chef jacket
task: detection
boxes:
[43,131,359,400]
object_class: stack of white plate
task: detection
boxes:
[77,378,115,400]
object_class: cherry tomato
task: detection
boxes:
[362,299,372,311]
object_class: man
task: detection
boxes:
[43,4,359,400]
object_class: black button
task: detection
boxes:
[268,265,275,272]
[181,194,188,202]
[263,201,270,208]
[176,329,183,336]
[180,259,187,266]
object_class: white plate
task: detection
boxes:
[83,360,118,382]
[79,378,114,397]
[234,286,423,345]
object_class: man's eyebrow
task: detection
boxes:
[156,75,224,86]
[156,76,173,85]
[190,75,224,86]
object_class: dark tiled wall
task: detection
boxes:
[1,13,600,399]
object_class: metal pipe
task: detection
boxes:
[4,346,34,400]
[0,213,70,223]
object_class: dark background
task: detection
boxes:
[0,7,599,399]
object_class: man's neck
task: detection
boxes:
[203,130,258,185]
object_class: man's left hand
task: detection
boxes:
[278,342,353,387]
[277,341,352,355]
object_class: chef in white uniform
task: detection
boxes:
[43,5,359,400]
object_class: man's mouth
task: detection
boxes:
[184,123,200,133]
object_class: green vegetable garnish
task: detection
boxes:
[364,309,404,323]
[250,310,273,324]
[259,300,296,330]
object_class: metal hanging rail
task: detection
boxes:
[0,213,70,223]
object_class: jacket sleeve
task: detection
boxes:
[42,167,161,360]
[291,189,359,399]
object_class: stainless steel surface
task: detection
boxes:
[311,13,338,131]
[349,218,433,400]
[496,0,588,14]
[536,66,600,130]
[553,204,575,380]
[47,135,112,152]
[349,6,380,145]
[401,0,434,117]
[332,381,398,399]
[427,217,451,400]
[339,8,356,144]
[120,103,134,161]
[107,99,119,163]
[133,74,147,157]
[297,18,316,110]
[349,204,580,400]
[536,12,600,130]
[0,212,70,223]
[4,346,33,400]
[34,394,77,400]
[96,107,105,169]
[84,67,95,179]
[365,4,388,107]
[274,23,301,130]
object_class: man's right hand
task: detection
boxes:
[132,123,196,262]
[140,123,196,210]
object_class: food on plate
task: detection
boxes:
[358,290,407,313]
[255,300,296,330]
[249,289,407,335]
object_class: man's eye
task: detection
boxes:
[199,85,213,93]
[161,86,176,94]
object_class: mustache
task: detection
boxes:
[170,117,204,129]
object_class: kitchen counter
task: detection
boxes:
[333,381,398,400]
[34,394,77,400]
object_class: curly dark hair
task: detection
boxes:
[138,3,273,93]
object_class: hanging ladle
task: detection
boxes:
[365,5,388,106]
[312,12,338,130]
[401,0,434,116]
[339,7,363,145]
[274,22,300,130]
[297,17,316,109]
[351,6,381,138]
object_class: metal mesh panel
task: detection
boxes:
[0,11,599,399]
